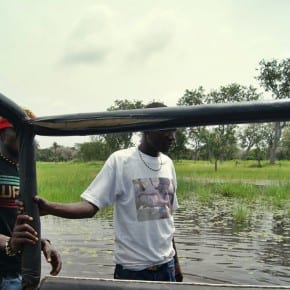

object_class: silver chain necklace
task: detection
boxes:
[138,149,162,172]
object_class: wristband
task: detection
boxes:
[5,238,18,256]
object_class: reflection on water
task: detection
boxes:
[41,200,290,285]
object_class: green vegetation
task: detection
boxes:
[37,160,290,224]
[174,159,290,181]
[37,161,104,202]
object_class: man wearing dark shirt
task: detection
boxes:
[0,112,62,290]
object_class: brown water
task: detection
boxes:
[41,200,290,285]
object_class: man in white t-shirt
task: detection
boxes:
[33,102,183,282]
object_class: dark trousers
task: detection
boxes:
[114,259,175,282]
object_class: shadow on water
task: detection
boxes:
[41,200,290,285]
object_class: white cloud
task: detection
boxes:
[125,9,177,64]
[1,0,290,148]
[60,5,177,68]
[61,4,115,65]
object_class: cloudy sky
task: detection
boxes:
[0,0,289,148]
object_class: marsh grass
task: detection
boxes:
[232,203,252,226]
[174,159,290,180]
[37,161,104,202]
[37,160,290,222]
[37,161,115,215]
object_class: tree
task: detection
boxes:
[278,125,290,160]
[201,124,237,171]
[103,99,144,154]
[57,146,78,161]
[178,83,260,170]
[52,142,59,162]
[238,123,269,166]
[36,143,78,162]
[36,148,54,162]
[168,129,188,160]
[204,84,260,170]
[77,136,109,161]
[177,87,207,160]
[256,58,290,164]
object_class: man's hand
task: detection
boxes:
[172,238,183,282]
[17,196,51,216]
[14,202,62,275]
[41,239,62,276]
[10,214,38,253]
[34,196,51,216]
[16,200,25,215]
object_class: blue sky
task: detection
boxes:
[0,0,289,147]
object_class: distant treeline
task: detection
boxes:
[36,57,290,171]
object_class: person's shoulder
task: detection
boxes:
[160,153,174,165]
[106,148,137,168]
[109,147,137,161]
[160,152,172,160]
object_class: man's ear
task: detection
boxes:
[143,131,152,141]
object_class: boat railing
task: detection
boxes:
[1,92,290,290]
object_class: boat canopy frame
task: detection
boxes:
[1,92,290,290]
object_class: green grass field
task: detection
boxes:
[37,161,103,202]
[36,160,290,219]
[174,159,290,180]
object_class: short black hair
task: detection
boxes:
[145,102,167,109]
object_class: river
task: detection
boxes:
[41,200,290,285]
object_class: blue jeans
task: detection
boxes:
[0,274,22,290]
[114,259,175,282]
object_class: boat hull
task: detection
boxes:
[39,276,290,290]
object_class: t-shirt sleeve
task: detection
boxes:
[81,154,118,209]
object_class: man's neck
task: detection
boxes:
[138,143,159,157]
[0,144,18,163]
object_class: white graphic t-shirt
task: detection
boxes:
[81,147,178,270]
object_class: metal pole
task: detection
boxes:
[18,125,41,290]
[0,93,41,290]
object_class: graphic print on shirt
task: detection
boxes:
[133,177,175,221]
[0,175,20,208]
